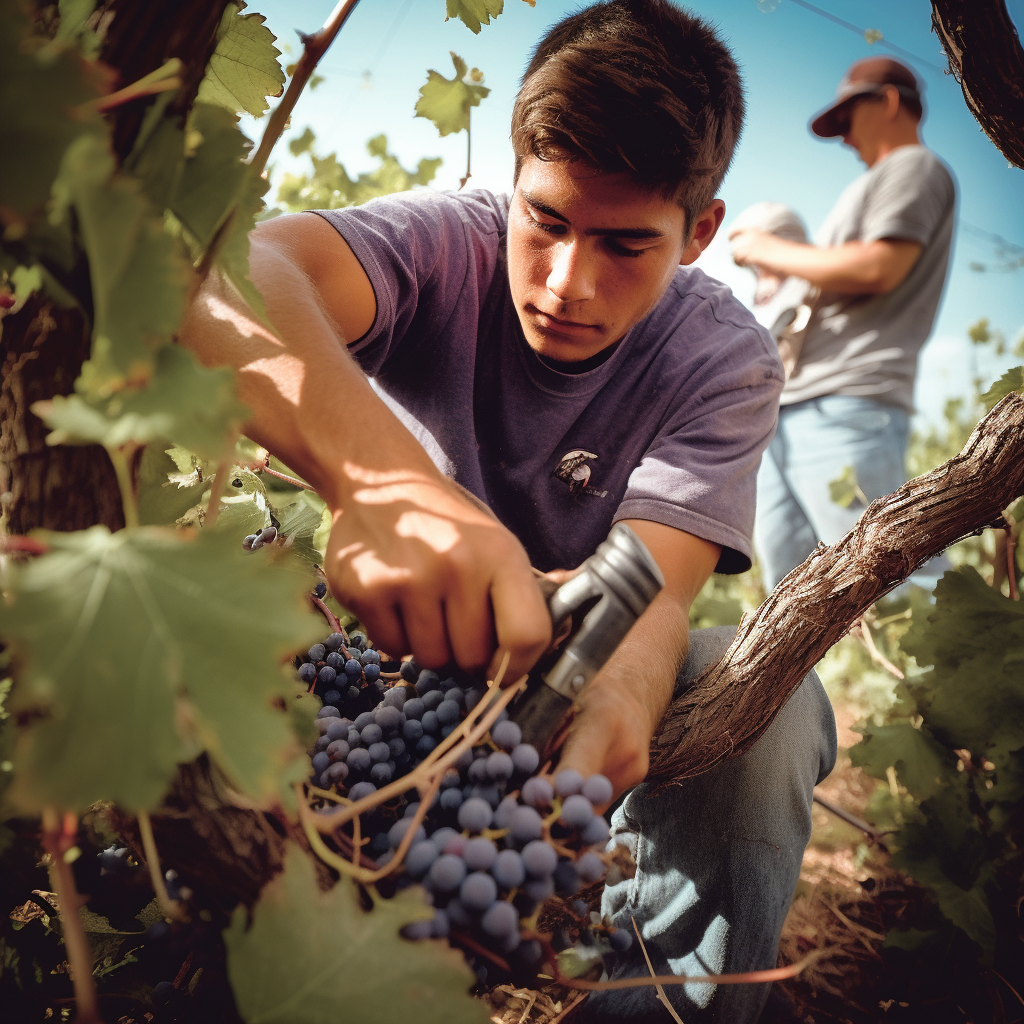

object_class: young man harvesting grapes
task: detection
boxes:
[183,2,836,1019]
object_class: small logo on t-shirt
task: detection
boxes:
[552,450,608,498]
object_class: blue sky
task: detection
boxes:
[246,0,1024,425]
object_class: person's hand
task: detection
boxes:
[324,467,552,685]
[556,678,661,805]
[728,227,768,268]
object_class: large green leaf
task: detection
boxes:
[198,2,285,119]
[415,53,490,138]
[0,526,322,813]
[224,844,487,1024]
[136,444,210,527]
[57,135,192,395]
[36,344,248,461]
[0,0,105,224]
[848,723,955,801]
[901,567,1024,761]
[446,0,504,34]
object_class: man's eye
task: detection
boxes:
[531,215,564,235]
[606,239,646,258]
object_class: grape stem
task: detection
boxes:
[202,461,230,529]
[247,460,316,492]
[137,810,188,922]
[559,947,828,992]
[41,808,103,1024]
[631,916,684,1023]
[309,593,344,635]
[108,445,140,530]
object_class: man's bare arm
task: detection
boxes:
[730,230,923,295]
[557,520,721,799]
[180,214,551,679]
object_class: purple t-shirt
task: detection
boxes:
[314,190,783,574]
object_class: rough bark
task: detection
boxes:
[931,0,1024,170]
[648,391,1024,789]
[0,300,125,533]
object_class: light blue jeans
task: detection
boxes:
[754,395,946,593]
[585,626,837,1023]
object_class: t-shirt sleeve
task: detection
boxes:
[859,150,956,248]
[613,316,784,574]
[311,191,498,376]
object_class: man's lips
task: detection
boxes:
[529,306,598,333]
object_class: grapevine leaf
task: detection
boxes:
[173,104,252,248]
[0,526,322,813]
[198,2,285,119]
[35,344,247,461]
[980,365,1024,412]
[415,53,490,138]
[218,469,271,537]
[136,444,209,527]
[849,723,955,801]
[57,135,192,394]
[446,0,503,34]
[272,498,326,565]
[0,0,106,224]
[883,927,941,952]
[901,567,1024,760]
[223,844,487,1024]
[217,162,272,324]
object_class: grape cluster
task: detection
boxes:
[299,632,632,982]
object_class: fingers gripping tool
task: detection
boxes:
[508,523,665,760]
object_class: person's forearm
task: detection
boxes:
[741,235,910,295]
[180,238,441,510]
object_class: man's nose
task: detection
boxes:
[546,240,597,304]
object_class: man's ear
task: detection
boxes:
[680,199,726,266]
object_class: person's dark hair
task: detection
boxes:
[511,0,745,233]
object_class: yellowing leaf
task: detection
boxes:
[415,53,490,138]
[224,844,488,1024]
[445,0,503,34]
[198,2,286,119]
[36,343,248,461]
[0,527,322,813]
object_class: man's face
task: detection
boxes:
[840,91,889,166]
[507,157,693,363]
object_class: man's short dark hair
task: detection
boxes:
[511,0,745,233]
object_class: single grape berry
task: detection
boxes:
[554,769,584,797]
[581,816,611,847]
[427,854,467,893]
[308,643,327,663]
[457,797,493,833]
[486,751,515,781]
[325,632,346,651]
[463,837,498,871]
[492,849,526,888]
[460,871,498,912]
[581,773,614,806]
[405,840,439,877]
[348,781,377,801]
[521,776,554,809]
[508,805,543,843]
[560,794,595,829]
[314,581,328,599]
[521,840,558,878]
[609,927,634,952]
[480,900,519,940]
[400,660,419,683]
[364,663,381,682]
[298,663,317,685]
[491,720,522,752]
[510,743,540,775]
[262,526,278,543]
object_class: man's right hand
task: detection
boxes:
[326,468,552,683]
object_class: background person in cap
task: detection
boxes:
[730,57,957,593]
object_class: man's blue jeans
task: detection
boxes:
[754,395,913,592]
[584,626,837,1023]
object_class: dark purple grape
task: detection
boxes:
[427,854,466,893]
[348,781,377,801]
[609,927,633,952]
[523,876,555,903]
[311,751,330,775]
[370,762,394,785]
[480,900,519,940]
[581,773,614,806]
[439,788,463,811]
[354,712,375,730]
[361,724,383,745]
[403,719,424,743]
[400,660,419,683]
[492,849,526,888]
[325,633,346,651]
[421,690,445,711]
[494,795,519,829]
[457,797,493,832]
[508,806,543,843]
[553,860,580,896]
[510,743,540,775]
[468,758,489,784]
[361,649,381,666]
[463,837,497,871]
[383,685,405,707]
[325,761,349,785]
[436,699,460,725]
[374,705,403,731]
[521,776,554,809]
[460,871,498,911]
[347,748,371,772]
[446,898,472,929]
[364,664,381,682]
[581,816,611,847]
[345,659,362,677]
[421,711,440,735]
[326,740,350,762]
[560,794,595,828]
[554,769,584,797]
[402,919,432,940]
[403,697,425,720]
[486,751,514,781]
[388,819,426,850]
[491,720,522,752]
[298,662,317,685]
[415,735,437,757]
[405,840,439,877]
[308,643,326,663]
[314,581,328,599]
[321,689,342,707]
[388,737,406,759]
[521,840,558,877]
[415,670,440,694]
[576,851,605,882]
